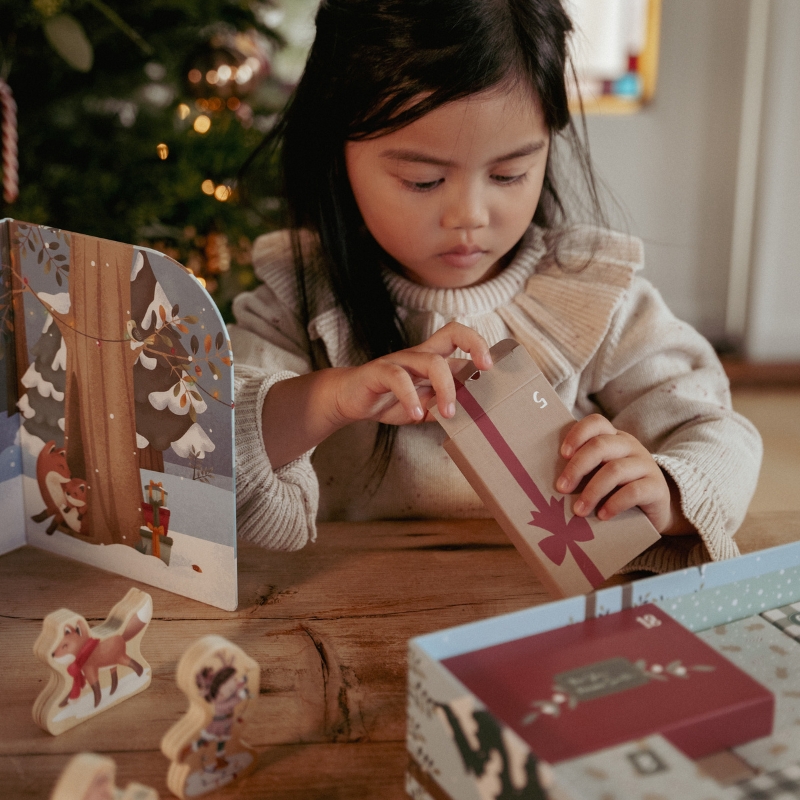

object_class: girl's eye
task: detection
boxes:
[402,178,444,192]
[491,173,527,185]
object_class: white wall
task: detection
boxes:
[583,0,800,360]
[746,0,800,360]
[582,0,750,345]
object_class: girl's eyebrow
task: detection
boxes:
[380,140,547,167]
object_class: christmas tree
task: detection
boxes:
[0,0,315,321]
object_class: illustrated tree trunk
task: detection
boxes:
[139,444,164,473]
[56,236,143,547]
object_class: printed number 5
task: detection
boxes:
[533,391,547,409]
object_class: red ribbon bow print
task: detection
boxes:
[454,379,605,589]
[533,496,605,586]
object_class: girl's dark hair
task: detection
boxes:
[241,0,604,484]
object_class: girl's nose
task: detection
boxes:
[440,182,489,230]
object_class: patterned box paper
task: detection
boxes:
[735,727,800,774]
[553,734,740,800]
[697,615,800,732]
[734,763,800,800]
[762,602,800,642]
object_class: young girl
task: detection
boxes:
[230,0,761,573]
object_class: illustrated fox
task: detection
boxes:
[32,441,89,535]
[52,594,152,708]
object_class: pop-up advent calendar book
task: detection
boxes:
[0,219,237,610]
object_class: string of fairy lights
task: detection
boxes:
[145,31,278,292]
[154,50,270,208]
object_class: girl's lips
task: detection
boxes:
[438,247,487,269]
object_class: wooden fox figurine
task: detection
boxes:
[161,635,260,798]
[33,588,153,735]
[50,752,159,800]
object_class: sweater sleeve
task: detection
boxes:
[229,235,322,550]
[587,277,763,571]
[233,362,319,550]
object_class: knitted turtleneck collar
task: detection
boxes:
[381,226,547,317]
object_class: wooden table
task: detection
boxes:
[2,513,799,799]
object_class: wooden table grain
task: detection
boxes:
[2,514,798,799]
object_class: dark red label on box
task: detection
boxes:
[442,604,773,762]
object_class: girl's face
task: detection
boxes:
[345,83,550,289]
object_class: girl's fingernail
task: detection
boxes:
[412,406,424,420]
[562,445,572,458]
[574,500,586,515]
[557,477,569,492]
[446,402,456,418]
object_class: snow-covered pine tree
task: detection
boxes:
[130,250,215,473]
[18,306,67,449]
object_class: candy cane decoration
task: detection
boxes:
[0,78,19,204]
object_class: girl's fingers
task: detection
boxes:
[571,457,656,517]
[594,478,658,521]
[388,352,456,419]
[344,324,492,425]
[560,413,617,459]
[555,415,673,532]
[361,360,426,420]
[556,430,633,494]
[413,321,493,371]
[363,349,462,422]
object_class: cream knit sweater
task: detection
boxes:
[230,225,762,573]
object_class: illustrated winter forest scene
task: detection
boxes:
[0,219,238,610]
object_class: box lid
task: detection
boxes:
[441,603,774,762]
[429,339,543,438]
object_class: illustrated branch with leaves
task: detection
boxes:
[9,225,233,412]
[127,305,233,415]
[13,224,70,285]
[520,660,716,726]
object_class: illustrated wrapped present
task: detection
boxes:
[429,339,661,598]
[137,480,173,565]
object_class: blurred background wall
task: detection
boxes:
[745,0,800,360]
[584,0,800,359]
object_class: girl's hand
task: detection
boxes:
[556,414,694,536]
[328,321,492,427]
[260,321,491,469]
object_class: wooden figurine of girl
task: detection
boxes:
[50,752,158,800]
[161,635,260,798]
